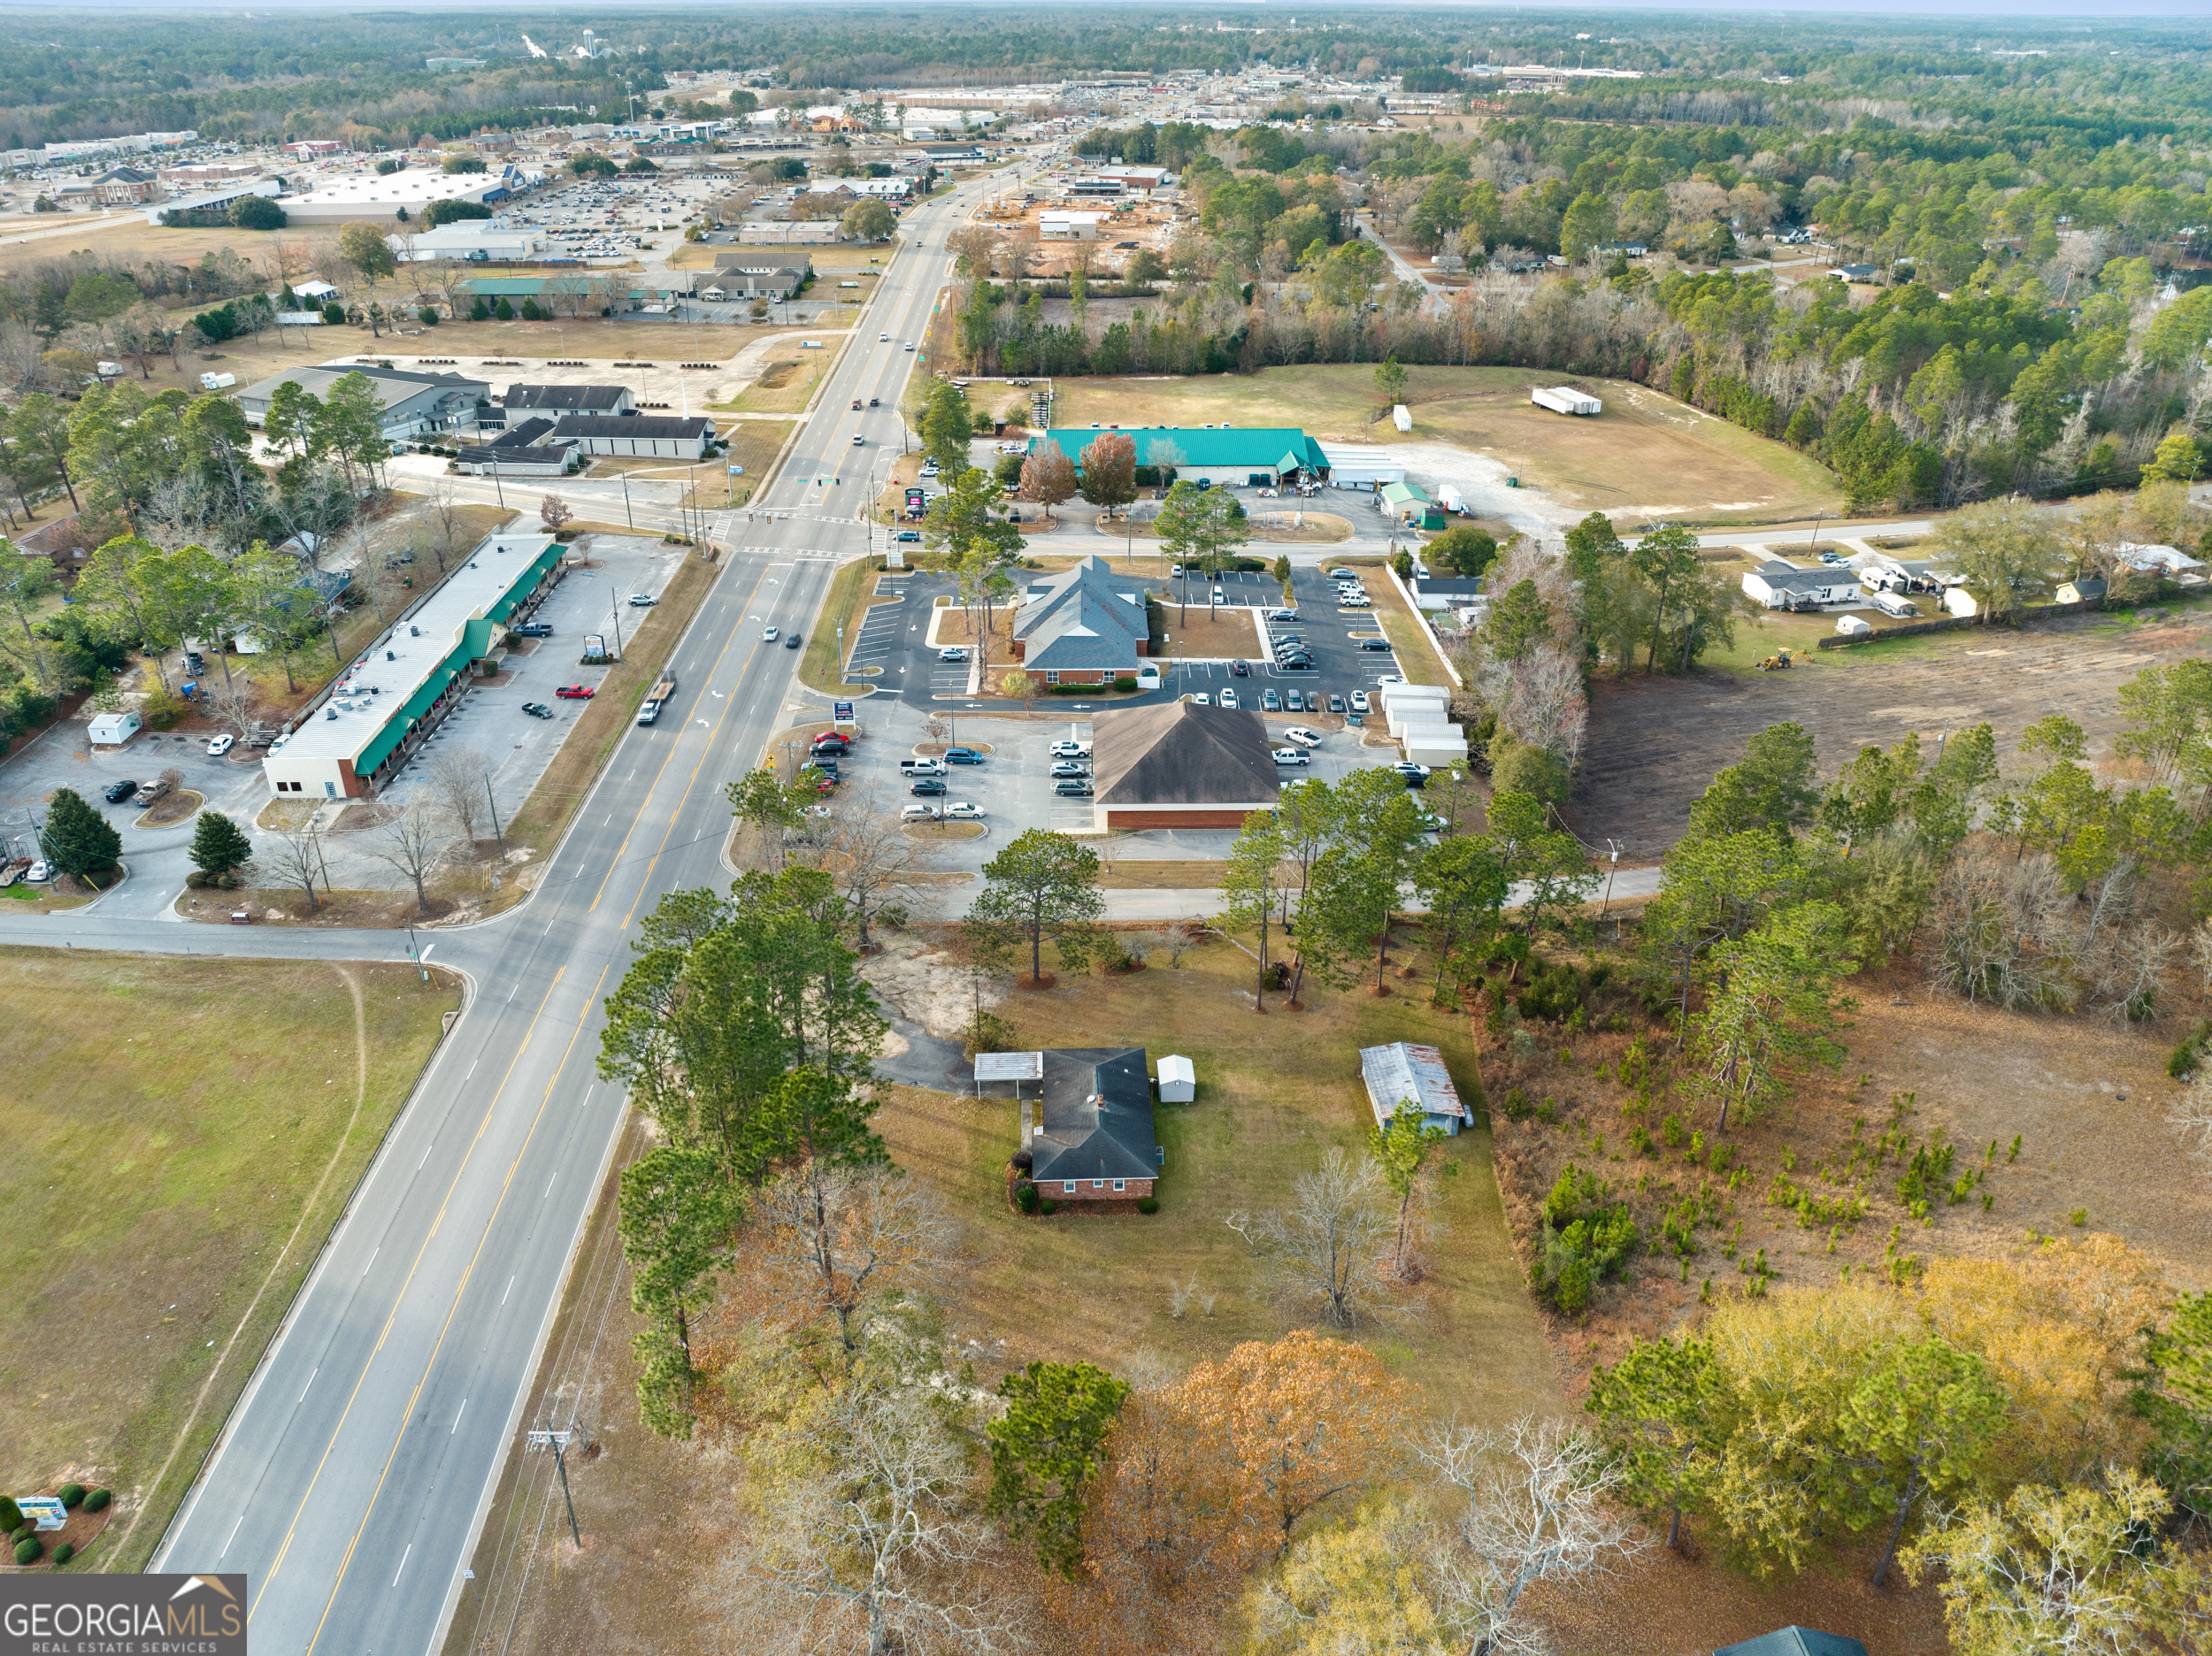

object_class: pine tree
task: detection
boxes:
[41,787,120,878]
[189,809,253,876]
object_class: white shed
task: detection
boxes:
[1942,586,1978,617]
[88,709,142,748]
[1157,1055,1195,1104]
[1834,614,1872,638]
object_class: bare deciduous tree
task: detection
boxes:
[265,828,326,911]
[371,801,451,914]
[746,1162,957,1381]
[785,779,929,950]
[1225,1147,1399,1328]
[423,482,467,572]
[424,748,492,843]
[723,1380,1024,1656]
[1418,1416,1651,1656]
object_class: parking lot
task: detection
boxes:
[0,534,691,916]
[372,534,690,832]
[808,691,1397,909]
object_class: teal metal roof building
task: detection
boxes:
[1033,426,1331,487]
[260,531,565,801]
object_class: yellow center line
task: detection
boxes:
[586,564,771,915]
[303,963,611,1656]
[249,967,567,1621]
[621,632,764,932]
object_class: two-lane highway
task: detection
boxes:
[134,174,995,1656]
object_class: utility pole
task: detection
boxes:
[485,775,505,855]
[620,470,634,530]
[609,582,626,659]
[527,1430,582,1547]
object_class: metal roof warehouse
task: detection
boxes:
[260,531,565,801]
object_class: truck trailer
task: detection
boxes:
[636,671,679,724]
[1530,386,1602,417]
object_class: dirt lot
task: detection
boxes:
[1574,599,2212,855]
[1050,365,1843,527]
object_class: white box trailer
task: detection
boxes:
[1405,736,1471,768]
[1434,484,1466,514]
[1531,385,1602,417]
[1379,683,1449,715]
[200,372,236,390]
[88,709,142,748]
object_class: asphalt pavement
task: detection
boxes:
[0,176,1005,1656]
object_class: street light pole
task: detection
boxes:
[485,775,505,855]
[608,582,626,660]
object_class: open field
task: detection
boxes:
[1049,365,1844,527]
[0,949,459,1572]
[1575,597,2212,855]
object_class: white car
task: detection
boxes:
[628,593,658,608]
[904,341,914,350]
[25,860,52,882]
[1350,691,1371,714]
[763,625,780,640]
[944,801,985,820]
[938,646,968,663]
[1218,688,1238,709]
[879,332,890,341]
[919,463,940,478]
[206,733,234,756]
[1049,740,1090,758]
[1283,725,1323,748]
[901,804,941,822]
[1340,594,1372,609]
[1272,748,1311,766]
[1376,674,1405,686]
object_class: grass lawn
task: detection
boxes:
[875,932,1559,1411]
[799,555,901,697]
[1051,364,1844,529]
[1366,568,1458,689]
[0,949,459,1570]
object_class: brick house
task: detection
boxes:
[1014,1048,1160,1203]
[1087,699,1279,831]
[1008,556,1148,687]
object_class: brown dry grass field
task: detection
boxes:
[2,950,458,1573]
[1051,364,1844,527]
[1576,596,2212,855]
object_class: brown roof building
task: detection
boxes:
[1087,699,1279,831]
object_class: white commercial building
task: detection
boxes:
[261,533,566,801]
[389,223,549,263]
[1039,211,1106,241]
[277,165,518,225]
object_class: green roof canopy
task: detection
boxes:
[1039,426,1331,476]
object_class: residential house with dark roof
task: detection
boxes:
[1087,700,1279,831]
[1008,555,1149,687]
[1713,1629,1867,1656]
[1018,1048,1159,1203]
[548,412,716,458]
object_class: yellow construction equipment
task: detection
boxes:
[1756,648,1793,672]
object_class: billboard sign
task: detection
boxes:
[582,633,607,658]
[14,1498,64,1531]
